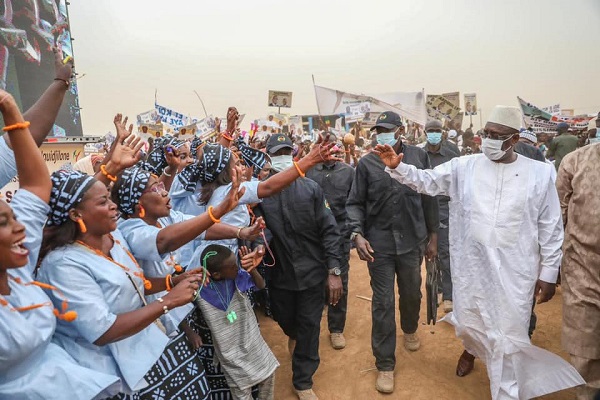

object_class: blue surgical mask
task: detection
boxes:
[426,132,442,145]
[270,154,293,172]
[376,132,397,146]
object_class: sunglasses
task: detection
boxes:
[143,181,166,194]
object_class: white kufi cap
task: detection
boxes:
[487,105,523,131]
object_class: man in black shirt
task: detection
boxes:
[346,112,439,394]
[258,133,343,400]
[306,140,354,350]
[422,119,460,313]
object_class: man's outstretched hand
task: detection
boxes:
[373,144,403,169]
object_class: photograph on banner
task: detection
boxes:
[450,112,465,131]
[195,115,216,138]
[442,92,460,108]
[344,101,371,123]
[137,109,160,125]
[176,123,198,141]
[361,111,382,130]
[288,116,303,136]
[268,91,293,108]
[464,93,478,116]
[519,97,593,132]
[138,123,164,139]
[427,95,461,121]
[155,103,190,128]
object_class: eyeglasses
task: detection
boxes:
[482,129,515,141]
[143,181,166,194]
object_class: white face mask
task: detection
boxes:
[481,135,514,161]
[270,154,294,172]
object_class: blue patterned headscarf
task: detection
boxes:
[190,137,205,159]
[141,135,185,175]
[177,144,231,192]
[236,138,270,178]
[115,166,152,216]
[47,170,97,226]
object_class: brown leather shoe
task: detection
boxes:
[456,350,475,377]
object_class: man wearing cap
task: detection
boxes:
[374,106,584,399]
[346,111,439,394]
[257,133,343,400]
[557,136,600,400]
[547,122,579,170]
[306,134,354,351]
[422,119,460,313]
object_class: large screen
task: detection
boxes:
[0,0,82,136]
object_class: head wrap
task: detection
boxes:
[236,137,270,178]
[116,166,152,216]
[190,136,205,159]
[72,155,95,176]
[177,144,231,192]
[47,170,97,226]
[141,134,185,175]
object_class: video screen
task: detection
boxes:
[0,0,82,136]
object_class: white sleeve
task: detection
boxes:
[384,158,455,197]
[0,137,17,187]
[537,176,564,283]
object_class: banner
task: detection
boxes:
[314,85,427,126]
[268,91,293,108]
[138,123,164,139]
[518,97,593,133]
[344,101,371,123]
[155,103,190,129]
[288,116,303,135]
[442,92,460,108]
[195,115,217,138]
[137,109,161,125]
[541,104,561,116]
[450,112,464,131]
[464,93,478,116]
[426,95,461,121]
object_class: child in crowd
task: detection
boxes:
[196,244,279,400]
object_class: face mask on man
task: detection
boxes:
[270,154,294,172]
[481,135,514,161]
[426,131,442,145]
[376,129,398,146]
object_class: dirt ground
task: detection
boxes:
[258,251,575,400]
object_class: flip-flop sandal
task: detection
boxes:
[456,350,475,377]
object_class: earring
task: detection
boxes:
[139,205,146,218]
[76,218,87,233]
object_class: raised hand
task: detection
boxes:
[164,145,182,172]
[373,144,403,169]
[217,166,246,215]
[106,114,144,171]
[164,275,201,307]
[239,246,264,273]
[239,216,265,241]
[226,107,240,133]
[53,46,73,84]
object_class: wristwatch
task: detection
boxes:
[350,232,360,242]
[328,267,342,276]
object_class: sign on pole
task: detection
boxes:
[268,91,293,108]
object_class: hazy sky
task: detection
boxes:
[68,0,600,135]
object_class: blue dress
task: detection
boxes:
[169,178,205,266]
[118,211,198,336]
[38,229,210,399]
[1,189,120,399]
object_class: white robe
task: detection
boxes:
[386,154,584,400]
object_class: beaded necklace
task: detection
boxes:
[0,276,77,321]
[76,235,152,290]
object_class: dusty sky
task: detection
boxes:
[68,0,600,135]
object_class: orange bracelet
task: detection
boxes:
[2,121,31,132]
[222,132,234,141]
[207,206,221,223]
[165,274,172,291]
[293,161,305,178]
[100,165,117,182]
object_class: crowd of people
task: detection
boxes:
[1,54,599,400]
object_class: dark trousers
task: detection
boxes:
[438,219,452,301]
[270,282,325,391]
[328,254,350,333]
[368,248,422,371]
